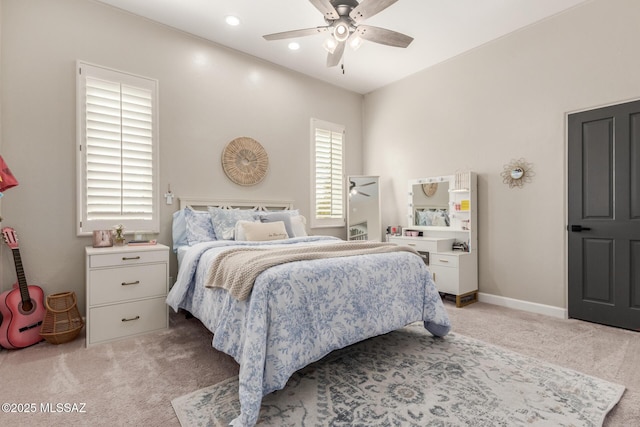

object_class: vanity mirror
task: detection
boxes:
[410,175,452,228]
[408,172,475,232]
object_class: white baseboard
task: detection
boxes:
[478,292,567,319]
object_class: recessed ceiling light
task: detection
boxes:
[225,15,240,26]
[288,42,300,51]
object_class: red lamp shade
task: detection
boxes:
[0,155,19,192]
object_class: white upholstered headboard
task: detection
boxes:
[179,198,294,212]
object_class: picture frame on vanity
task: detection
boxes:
[92,230,113,248]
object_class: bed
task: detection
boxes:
[166,198,451,427]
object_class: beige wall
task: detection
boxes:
[363,0,640,309]
[3,0,637,316]
[0,0,363,314]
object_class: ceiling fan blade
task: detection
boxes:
[308,0,339,20]
[358,182,376,187]
[263,27,329,41]
[360,191,371,197]
[349,0,399,23]
[327,40,346,67]
[355,25,413,48]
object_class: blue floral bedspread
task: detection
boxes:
[166,236,451,427]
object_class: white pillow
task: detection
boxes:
[234,220,254,241]
[259,212,294,237]
[290,215,308,237]
[240,221,288,241]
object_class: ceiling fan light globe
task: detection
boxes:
[323,37,337,54]
[350,36,363,50]
[333,23,350,42]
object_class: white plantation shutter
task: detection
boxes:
[311,119,345,228]
[77,62,159,235]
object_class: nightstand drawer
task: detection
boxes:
[89,250,168,268]
[430,253,459,268]
[89,264,167,306]
[88,297,167,344]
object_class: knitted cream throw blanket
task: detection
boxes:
[204,241,419,301]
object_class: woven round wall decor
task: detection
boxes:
[422,183,438,197]
[221,137,269,186]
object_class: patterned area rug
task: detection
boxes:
[172,326,625,426]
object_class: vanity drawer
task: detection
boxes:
[389,236,454,253]
[89,249,168,268]
[88,297,167,345]
[89,264,167,306]
[430,253,459,268]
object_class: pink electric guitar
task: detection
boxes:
[0,227,45,349]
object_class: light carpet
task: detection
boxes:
[172,325,625,426]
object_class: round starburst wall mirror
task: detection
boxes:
[222,137,269,186]
[501,158,535,188]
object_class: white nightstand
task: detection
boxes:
[85,244,169,347]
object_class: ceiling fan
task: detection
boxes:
[263,0,413,67]
[349,179,376,197]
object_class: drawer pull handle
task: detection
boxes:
[408,243,416,247]
[439,259,449,263]
[121,280,140,286]
[122,256,141,261]
[121,315,140,322]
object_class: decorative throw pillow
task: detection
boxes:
[241,221,289,241]
[431,210,450,227]
[417,210,430,226]
[234,220,255,241]
[290,215,308,237]
[259,212,294,238]
[184,207,217,245]
[441,210,451,226]
[432,213,446,227]
[209,207,256,240]
[172,209,189,252]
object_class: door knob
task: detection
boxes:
[569,225,591,232]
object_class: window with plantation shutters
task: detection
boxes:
[76,62,159,235]
[311,119,345,228]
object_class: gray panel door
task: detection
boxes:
[568,100,640,331]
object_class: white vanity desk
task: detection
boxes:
[389,172,478,307]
